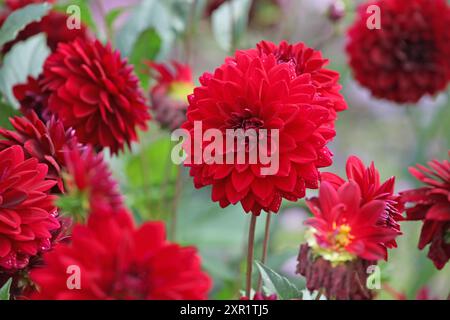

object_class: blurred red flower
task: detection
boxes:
[297,180,399,299]
[30,208,212,299]
[61,145,124,219]
[0,112,78,192]
[182,42,338,215]
[0,146,59,270]
[40,39,150,154]
[321,155,403,248]
[400,155,450,269]
[347,0,450,103]
[5,0,55,10]
[148,61,193,131]
[13,76,51,122]
[0,10,90,54]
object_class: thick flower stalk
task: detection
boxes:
[347,0,450,103]
[30,207,212,299]
[400,155,450,269]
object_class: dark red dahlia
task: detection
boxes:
[253,41,347,123]
[60,145,124,219]
[0,112,77,192]
[0,11,90,54]
[296,181,399,299]
[13,76,51,122]
[400,155,450,270]
[0,146,60,270]
[30,207,212,300]
[321,156,403,248]
[182,43,339,215]
[148,61,193,131]
[347,0,450,103]
[40,38,151,154]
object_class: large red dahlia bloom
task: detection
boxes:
[400,155,450,269]
[0,10,90,54]
[61,145,124,218]
[40,38,150,154]
[148,61,193,131]
[0,146,59,270]
[182,44,338,215]
[347,0,450,103]
[297,181,399,299]
[0,112,77,192]
[30,208,212,299]
[322,156,403,248]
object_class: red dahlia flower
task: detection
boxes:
[0,146,59,270]
[40,38,150,154]
[252,41,347,123]
[148,61,194,131]
[400,155,450,269]
[30,208,212,299]
[0,112,77,192]
[0,11,90,54]
[182,43,339,215]
[347,0,450,103]
[13,76,51,122]
[321,156,403,248]
[297,181,399,299]
[60,145,124,219]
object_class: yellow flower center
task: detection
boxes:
[168,81,194,102]
[331,222,354,249]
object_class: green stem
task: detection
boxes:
[245,214,258,298]
[257,212,272,292]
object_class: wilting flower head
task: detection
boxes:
[321,155,403,248]
[40,38,150,154]
[30,207,212,299]
[0,9,89,54]
[58,145,124,221]
[0,146,60,270]
[13,76,51,122]
[148,61,193,131]
[0,112,77,192]
[400,155,450,269]
[253,40,347,124]
[347,0,450,103]
[182,41,340,215]
[297,181,399,299]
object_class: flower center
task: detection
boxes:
[111,265,150,299]
[330,223,354,249]
[168,81,194,102]
[227,108,264,131]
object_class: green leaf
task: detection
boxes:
[0,3,51,48]
[211,0,251,52]
[255,261,302,300]
[0,278,12,300]
[115,0,183,59]
[0,100,20,129]
[129,28,162,90]
[53,0,96,33]
[0,33,50,107]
